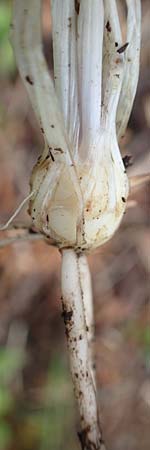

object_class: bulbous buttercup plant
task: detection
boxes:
[11,1,141,449]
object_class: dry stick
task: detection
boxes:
[61,249,106,450]
[0,233,44,249]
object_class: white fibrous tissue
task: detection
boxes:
[11,0,141,251]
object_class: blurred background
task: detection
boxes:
[0,1,149,449]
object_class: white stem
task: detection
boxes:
[102,0,124,130]
[78,254,96,385]
[51,0,80,154]
[11,0,70,156]
[116,0,141,140]
[77,0,104,158]
[61,249,106,450]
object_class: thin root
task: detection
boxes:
[0,191,35,231]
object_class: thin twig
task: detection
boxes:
[0,232,45,249]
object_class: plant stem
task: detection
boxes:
[78,254,96,386]
[61,249,106,450]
